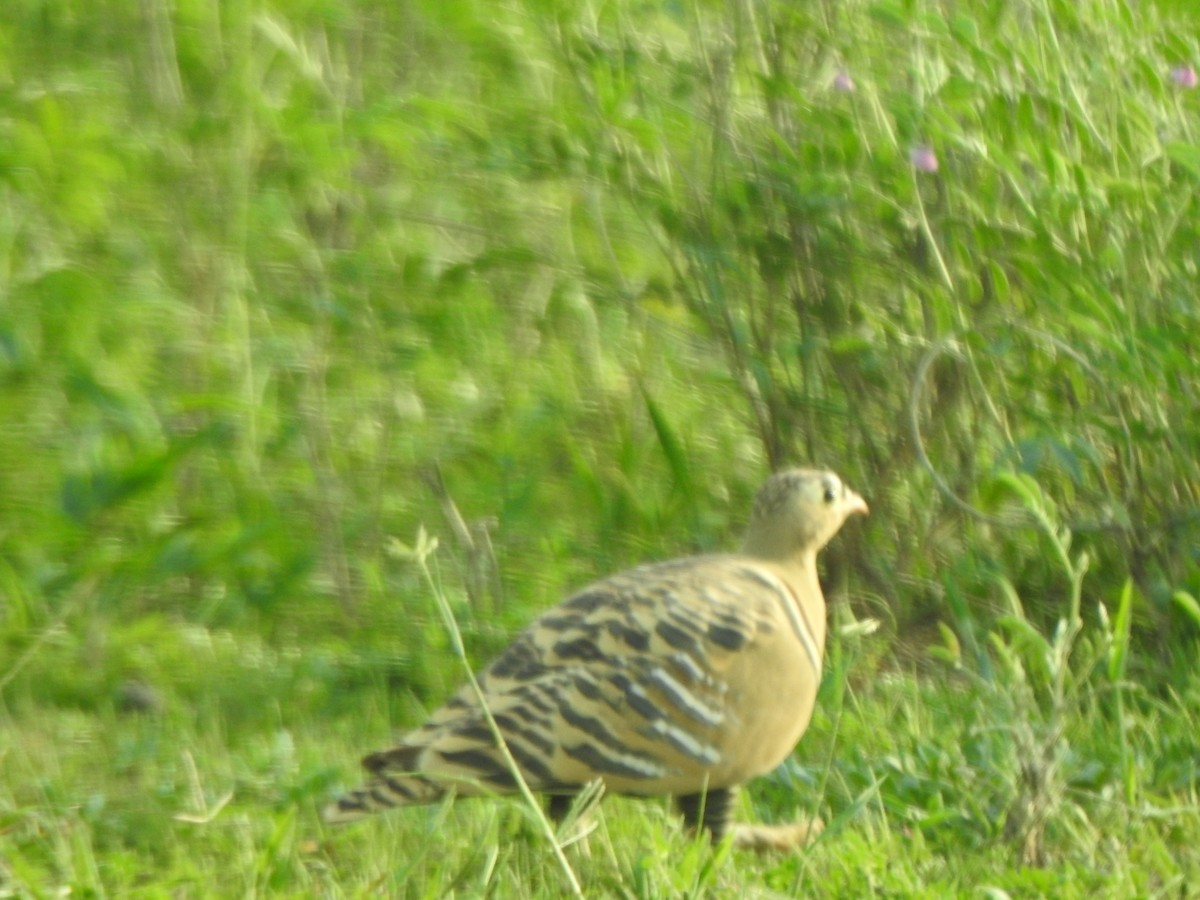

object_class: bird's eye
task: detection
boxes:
[823,483,837,503]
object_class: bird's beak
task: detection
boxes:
[847,490,869,517]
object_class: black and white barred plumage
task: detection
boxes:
[325,468,868,850]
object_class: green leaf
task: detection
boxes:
[928,622,961,667]
[993,471,1043,512]
[1172,591,1200,628]
[61,454,172,524]
[1107,579,1134,683]
[640,384,692,494]
[996,613,1053,671]
[1165,142,1200,180]
[867,0,908,28]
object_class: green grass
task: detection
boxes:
[5,623,1200,896]
[4,511,1200,895]
[2,0,1200,894]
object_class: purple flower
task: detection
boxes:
[1171,65,1198,89]
[833,69,855,93]
[910,145,939,173]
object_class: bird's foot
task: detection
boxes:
[729,817,824,852]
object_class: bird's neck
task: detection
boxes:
[741,532,821,571]
[741,524,822,563]
[746,547,827,650]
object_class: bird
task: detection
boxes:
[324,468,868,850]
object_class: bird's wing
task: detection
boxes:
[329,554,822,821]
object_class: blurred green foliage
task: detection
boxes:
[1,0,1199,892]
[1,0,1196,674]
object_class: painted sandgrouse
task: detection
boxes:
[325,468,868,849]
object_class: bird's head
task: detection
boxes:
[743,468,868,562]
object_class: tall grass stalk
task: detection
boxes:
[391,527,584,898]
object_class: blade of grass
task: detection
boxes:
[394,527,584,898]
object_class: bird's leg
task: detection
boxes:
[677,787,823,852]
[546,793,576,823]
[675,786,737,841]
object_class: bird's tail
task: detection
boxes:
[322,746,449,823]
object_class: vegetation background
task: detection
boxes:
[2,0,1199,895]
